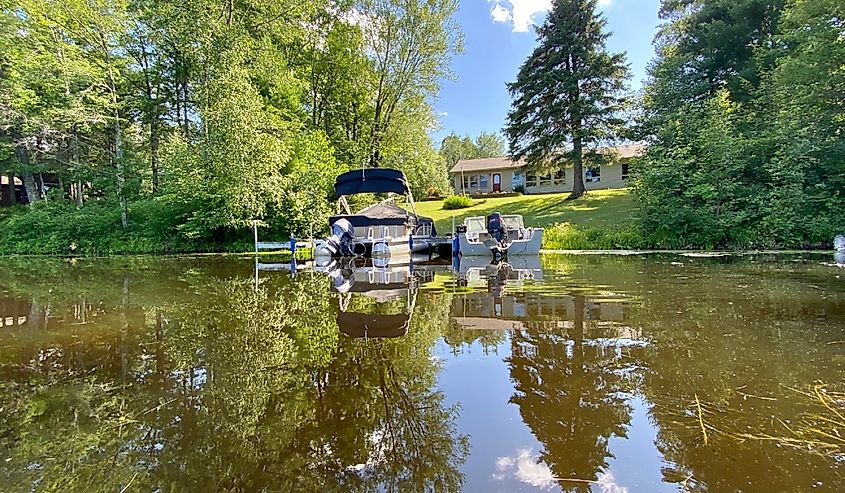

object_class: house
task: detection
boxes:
[449,144,645,195]
[1,174,64,206]
[1,176,27,205]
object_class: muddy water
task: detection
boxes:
[0,253,843,492]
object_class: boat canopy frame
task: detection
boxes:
[334,168,416,215]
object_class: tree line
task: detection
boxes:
[0,0,459,252]
[1,0,842,252]
[505,0,843,248]
[635,0,844,248]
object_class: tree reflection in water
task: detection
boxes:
[2,255,845,492]
[505,294,640,492]
[0,258,467,492]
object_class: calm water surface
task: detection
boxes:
[0,254,843,492]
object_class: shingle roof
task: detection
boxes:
[450,156,525,174]
[449,144,646,174]
[600,143,647,159]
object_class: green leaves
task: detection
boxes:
[505,0,629,197]
[636,0,845,249]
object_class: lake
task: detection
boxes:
[1,253,843,492]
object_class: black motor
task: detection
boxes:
[487,212,507,244]
[317,218,356,257]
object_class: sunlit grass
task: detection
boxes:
[414,189,638,235]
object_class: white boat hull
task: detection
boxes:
[458,228,543,257]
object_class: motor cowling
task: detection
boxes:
[317,218,356,257]
[487,212,507,244]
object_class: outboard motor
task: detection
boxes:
[487,212,507,245]
[316,218,355,257]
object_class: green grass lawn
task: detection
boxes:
[415,189,638,235]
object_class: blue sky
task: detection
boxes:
[431,0,663,144]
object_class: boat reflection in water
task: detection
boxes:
[317,253,554,339]
[450,256,641,345]
[319,257,421,339]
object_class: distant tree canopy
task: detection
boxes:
[0,0,460,248]
[634,0,844,248]
[438,131,506,169]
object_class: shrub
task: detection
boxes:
[442,195,474,210]
[513,185,525,194]
[542,222,647,250]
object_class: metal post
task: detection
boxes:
[253,220,258,255]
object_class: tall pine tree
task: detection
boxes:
[505,0,628,199]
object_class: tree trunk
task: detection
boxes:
[7,175,15,206]
[181,79,190,139]
[71,130,83,206]
[37,172,47,203]
[115,114,129,229]
[100,31,129,229]
[13,141,39,207]
[569,132,586,200]
[150,113,160,194]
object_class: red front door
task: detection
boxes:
[493,173,501,192]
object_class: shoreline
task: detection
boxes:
[0,249,835,260]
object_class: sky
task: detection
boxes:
[431,0,663,145]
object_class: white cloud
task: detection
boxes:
[489,0,613,33]
[494,449,630,492]
[488,1,552,33]
[490,4,512,23]
[596,472,628,493]
[494,448,559,490]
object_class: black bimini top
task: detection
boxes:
[334,168,409,198]
[337,312,409,338]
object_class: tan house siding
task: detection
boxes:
[450,145,641,195]
[524,163,629,194]
[453,168,515,195]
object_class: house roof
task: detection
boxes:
[600,143,647,159]
[449,144,647,174]
[450,156,525,174]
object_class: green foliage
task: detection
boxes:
[442,195,474,210]
[505,0,629,198]
[381,103,453,199]
[0,200,244,255]
[543,222,645,250]
[439,131,506,169]
[272,131,346,238]
[635,0,844,249]
[0,0,462,253]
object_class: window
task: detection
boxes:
[512,171,524,187]
[553,170,565,184]
[479,174,489,189]
[526,173,557,187]
[463,175,479,190]
[622,162,630,180]
[586,165,601,183]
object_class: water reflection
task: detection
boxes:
[0,255,843,492]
